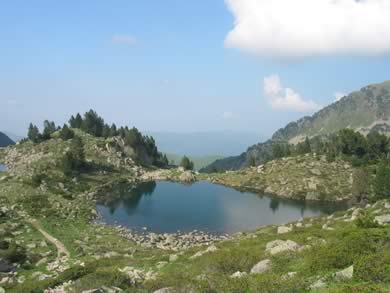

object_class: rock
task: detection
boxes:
[322,224,334,231]
[277,226,292,234]
[385,202,390,209]
[306,192,320,201]
[169,254,178,262]
[250,259,271,274]
[310,279,326,289]
[310,168,321,176]
[154,288,173,293]
[36,257,48,266]
[206,245,217,252]
[179,171,196,183]
[0,287,4,293]
[265,240,300,255]
[230,271,247,278]
[334,265,353,281]
[295,222,303,228]
[375,214,390,225]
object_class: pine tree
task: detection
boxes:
[180,156,194,170]
[74,113,83,128]
[59,124,74,140]
[374,159,390,200]
[42,120,57,140]
[27,123,41,143]
[109,124,118,137]
[62,136,85,176]
[102,124,110,138]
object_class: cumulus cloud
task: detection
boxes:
[112,34,137,45]
[264,75,321,112]
[225,0,390,57]
[334,92,347,101]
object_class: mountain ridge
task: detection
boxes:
[202,80,390,172]
[0,131,15,147]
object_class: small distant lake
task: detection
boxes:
[97,181,348,234]
[0,165,6,172]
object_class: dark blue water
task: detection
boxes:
[0,165,6,172]
[97,181,347,234]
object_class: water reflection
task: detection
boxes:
[96,181,349,234]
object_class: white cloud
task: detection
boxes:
[264,75,321,112]
[112,34,137,45]
[334,92,347,101]
[225,0,390,57]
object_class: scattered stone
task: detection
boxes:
[250,259,271,274]
[334,265,353,281]
[310,278,326,289]
[265,240,301,255]
[375,214,390,225]
[154,288,173,293]
[230,271,247,278]
[169,254,178,262]
[277,226,292,234]
[322,224,334,231]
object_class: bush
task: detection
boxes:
[31,173,44,187]
[355,251,390,282]
[305,229,388,271]
[356,212,380,229]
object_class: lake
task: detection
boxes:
[0,165,6,172]
[96,181,348,234]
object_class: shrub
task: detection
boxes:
[356,212,380,229]
[355,251,390,282]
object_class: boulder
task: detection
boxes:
[230,271,247,278]
[154,288,173,293]
[375,214,390,225]
[169,254,178,262]
[334,265,353,281]
[179,171,196,183]
[265,240,300,255]
[277,226,292,234]
[310,279,326,289]
[250,259,271,274]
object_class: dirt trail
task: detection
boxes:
[28,219,70,258]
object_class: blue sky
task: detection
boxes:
[1,0,390,137]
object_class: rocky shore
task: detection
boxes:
[100,223,230,251]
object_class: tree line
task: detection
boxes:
[26,110,169,174]
[269,129,390,201]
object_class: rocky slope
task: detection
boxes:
[203,154,355,202]
[202,80,390,172]
[0,132,14,148]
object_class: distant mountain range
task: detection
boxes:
[2,131,24,142]
[145,131,264,157]
[0,132,15,147]
[202,80,390,172]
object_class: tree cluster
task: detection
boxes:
[61,136,85,176]
[180,156,194,170]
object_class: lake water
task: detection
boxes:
[0,165,6,172]
[97,181,348,234]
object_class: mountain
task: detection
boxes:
[145,131,264,156]
[2,131,25,142]
[0,131,15,147]
[202,80,390,172]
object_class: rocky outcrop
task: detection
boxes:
[250,259,271,274]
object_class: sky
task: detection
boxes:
[1,0,390,138]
